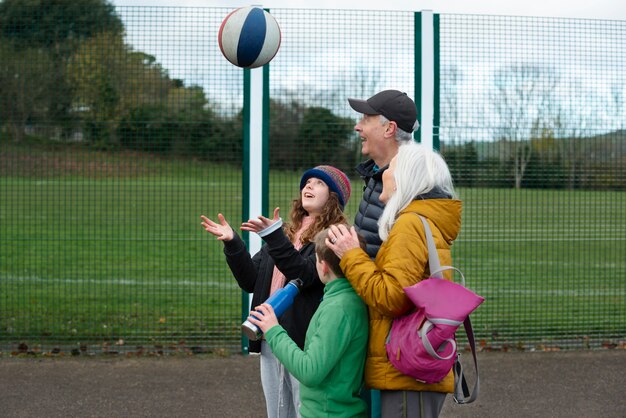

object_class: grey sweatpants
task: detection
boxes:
[260,340,301,418]
[380,390,446,418]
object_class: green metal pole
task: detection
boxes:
[433,13,441,151]
[241,68,251,354]
[414,12,422,143]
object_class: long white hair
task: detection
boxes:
[378,141,456,240]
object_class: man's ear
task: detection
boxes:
[384,120,398,138]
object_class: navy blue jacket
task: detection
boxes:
[354,159,386,258]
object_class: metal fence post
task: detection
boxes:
[241,62,269,354]
[415,10,438,150]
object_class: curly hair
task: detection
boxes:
[285,192,348,245]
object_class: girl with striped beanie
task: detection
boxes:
[200,164,351,418]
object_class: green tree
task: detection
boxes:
[522,131,567,189]
[68,32,173,145]
[442,141,479,187]
[195,110,243,164]
[0,42,53,142]
[115,83,227,157]
[268,98,305,169]
[297,107,355,170]
[117,105,175,154]
[267,101,357,170]
[0,0,123,50]
[0,0,124,137]
[69,30,225,154]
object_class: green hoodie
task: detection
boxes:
[265,278,369,417]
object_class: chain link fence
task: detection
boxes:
[0,4,624,354]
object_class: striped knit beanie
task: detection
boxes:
[300,165,351,208]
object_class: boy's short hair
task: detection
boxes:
[313,227,366,277]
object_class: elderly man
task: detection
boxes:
[348,89,420,258]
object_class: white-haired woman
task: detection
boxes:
[326,141,461,418]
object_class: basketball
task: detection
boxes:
[218,7,281,69]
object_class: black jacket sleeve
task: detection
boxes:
[261,228,320,289]
[222,232,263,293]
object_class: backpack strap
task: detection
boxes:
[418,215,443,278]
[417,215,480,404]
[453,317,480,404]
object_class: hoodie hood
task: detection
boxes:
[400,199,462,243]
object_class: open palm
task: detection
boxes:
[241,207,281,234]
[200,213,234,241]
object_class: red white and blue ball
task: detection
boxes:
[218,7,281,69]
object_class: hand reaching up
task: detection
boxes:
[200,213,235,241]
[241,207,281,234]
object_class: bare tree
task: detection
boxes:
[323,65,383,114]
[550,79,596,188]
[491,64,558,188]
[609,82,625,130]
[440,65,463,144]
[324,65,383,162]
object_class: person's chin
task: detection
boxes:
[302,201,317,213]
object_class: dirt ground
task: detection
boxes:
[1,350,625,417]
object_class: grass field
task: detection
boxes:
[1,143,625,352]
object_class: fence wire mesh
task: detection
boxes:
[439,14,625,350]
[0,5,624,355]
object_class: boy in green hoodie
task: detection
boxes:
[248,228,369,417]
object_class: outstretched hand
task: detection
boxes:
[241,207,281,234]
[200,213,235,241]
[326,224,361,258]
[246,303,279,334]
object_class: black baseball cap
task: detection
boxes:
[348,90,418,133]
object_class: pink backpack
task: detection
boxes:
[385,215,484,403]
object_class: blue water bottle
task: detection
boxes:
[241,278,303,341]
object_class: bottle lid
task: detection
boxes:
[241,320,262,341]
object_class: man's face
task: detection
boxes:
[354,114,389,163]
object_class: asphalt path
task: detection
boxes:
[1,350,624,417]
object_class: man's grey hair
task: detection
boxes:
[378,141,455,241]
[379,115,419,143]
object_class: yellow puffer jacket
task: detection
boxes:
[340,198,462,393]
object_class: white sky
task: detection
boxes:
[108,0,626,137]
[111,0,626,21]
